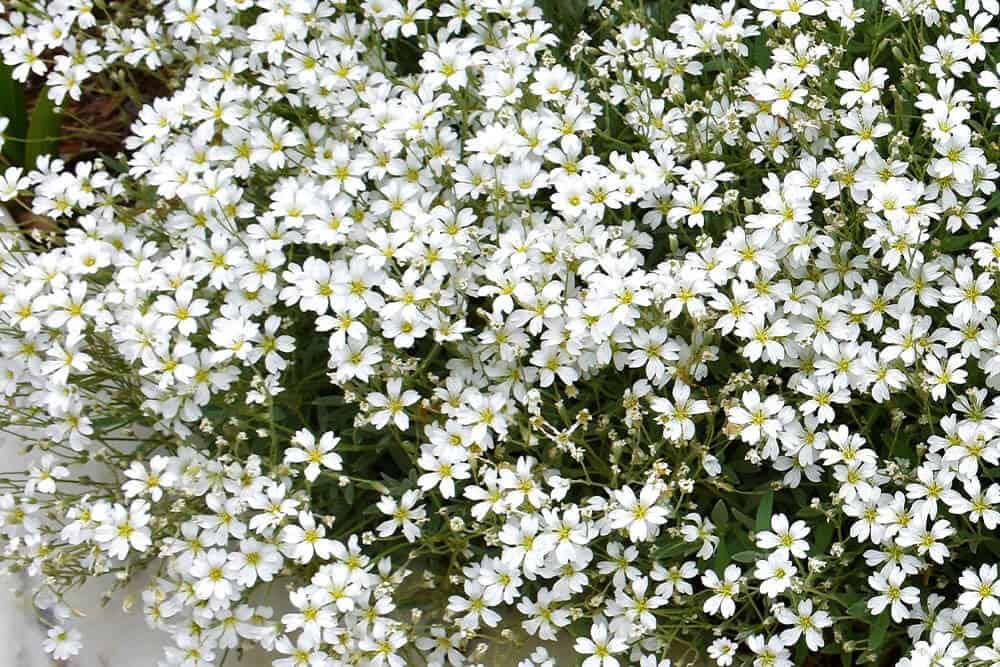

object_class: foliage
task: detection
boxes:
[2,1,1000,666]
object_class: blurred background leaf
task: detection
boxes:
[24,89,63,169]
[0,63,28,165]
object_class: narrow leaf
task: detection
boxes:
[731,550,763,563]
[0,63,27,164]
[812,521,833,556]
[711,499,729,528]
[755,490,774,532]
[848,599,869,619]
[713,537,730,573]
[25,89,63,169]
[731,508,756,530]
[869,611,891,650]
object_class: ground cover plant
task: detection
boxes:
[4,0,1000,665]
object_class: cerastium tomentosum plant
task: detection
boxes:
[2,0,1000,665]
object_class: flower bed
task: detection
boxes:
[3,0,1000,665]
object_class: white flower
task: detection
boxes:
[755,513,810,558]
[836,105,892,157]
[376,489,426,542]
[574,617,628,667]
[735,313,791,363]
[895,517,954,564]
[191,548,234,601]
[835,58,888,107]
[121,455,175,501]
[941,267,994,323]
[754,551,795,598]
[751,0,824,26]
[608,484,669,542]
[284,429,343,482]
[960,564,1000,616]
[776,599,832,651]
[280,511,335,564]
[944,476,1000,529]
[708,637,738,666]
[26,454,70,495]
[417,449,470,499]
[43,626,83,661]
[518,587,571,641]
[227,538,283,586]
[93,500,152,560]
[649,381,710,442]
[368,378,421,430]
[702,565,742,618]
[154,284,209,336]
[868,568,920,622]
[728,390,790,448]
[681,513,720,559]
[447,579,501,631]
[747,633,792,667]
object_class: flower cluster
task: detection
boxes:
[4,0,1000,665]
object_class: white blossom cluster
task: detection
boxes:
[5,0,1000,665]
